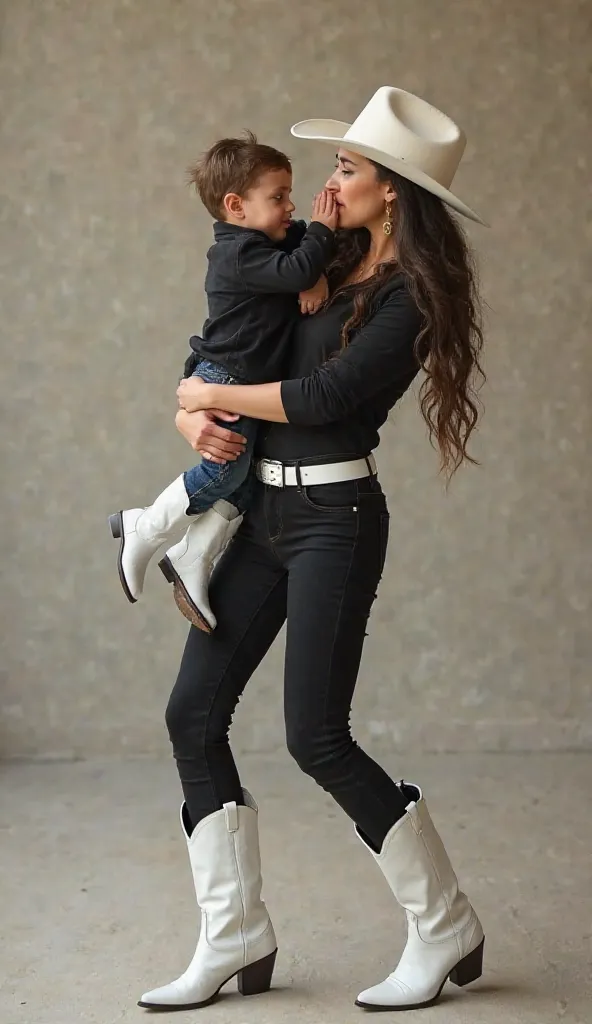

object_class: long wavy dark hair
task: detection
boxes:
[326,164,485,479]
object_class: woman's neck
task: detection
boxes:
[366,223,397,265]
[344,225,396,286]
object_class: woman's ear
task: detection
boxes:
[385,185,397,204]
[222,192,244,219]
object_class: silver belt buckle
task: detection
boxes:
[259,460,284,488]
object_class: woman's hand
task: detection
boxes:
[177,376,211,414]
[299,274,329,315]
[175,408,247,464]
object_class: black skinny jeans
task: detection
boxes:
[165,474,409,850]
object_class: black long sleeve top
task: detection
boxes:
[194,219,334,383]
[258,273,423,462]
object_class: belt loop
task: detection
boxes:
[364,454,376,490]
[294,460,303,491]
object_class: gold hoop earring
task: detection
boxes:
[383,200,393,236]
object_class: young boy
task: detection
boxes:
[109,133,337,632]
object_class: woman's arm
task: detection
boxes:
[281,285,423,425]
[177,380,288,422]
[177,284,423,427]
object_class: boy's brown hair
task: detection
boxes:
[188,131,292,220]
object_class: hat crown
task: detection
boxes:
[343,87,466,189]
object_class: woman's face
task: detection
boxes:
[325,149,395,230]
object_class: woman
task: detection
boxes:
[138,86,486,1013]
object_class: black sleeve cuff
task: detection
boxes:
[306,221,335,243]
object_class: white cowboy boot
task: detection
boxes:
[138,789,277,1011]
[159,499,242,632]
[355,782,484,1011]
[109,475,190,602]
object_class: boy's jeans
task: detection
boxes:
[183,360,257,515]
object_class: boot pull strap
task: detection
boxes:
[224,801,239,832]
[406,803,422,835]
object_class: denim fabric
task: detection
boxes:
[165,474,409,850]
[183,359,257,515]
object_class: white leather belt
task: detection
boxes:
[255,454,377,488]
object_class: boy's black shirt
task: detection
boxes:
[184,218,334,382]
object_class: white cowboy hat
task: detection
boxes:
[291,85,486,226]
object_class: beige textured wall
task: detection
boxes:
[1,0,590,759]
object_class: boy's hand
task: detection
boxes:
[311,190,338,232]
[299,275,329,315]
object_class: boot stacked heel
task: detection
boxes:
[237,949,277,996]
[449,937,484,987]
[108,513,122,539]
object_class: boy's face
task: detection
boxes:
[224,168,295,241]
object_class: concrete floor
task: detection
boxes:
[1,753,590,1024]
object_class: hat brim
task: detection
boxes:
[291,118,487,227]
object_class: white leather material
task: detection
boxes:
[255,454,377,488]
[115,476,190,599]
[356,783,484,1009]
[139,789,277,1009]
[163,502,242,629]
